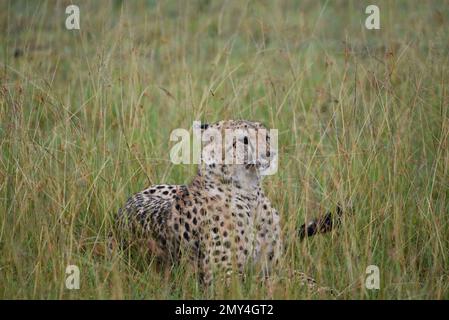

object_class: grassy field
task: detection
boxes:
[1,0,448,299]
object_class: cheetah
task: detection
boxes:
[115,120,341,287]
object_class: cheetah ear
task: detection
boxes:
[193,121,209,131]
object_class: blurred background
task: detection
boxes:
[0,0,448,299]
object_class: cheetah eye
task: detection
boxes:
[243,137,248,145]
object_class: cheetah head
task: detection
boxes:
[195,120,278,185]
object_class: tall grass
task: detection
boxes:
[0,0,448,299]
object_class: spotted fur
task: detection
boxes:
[116,120,340,288]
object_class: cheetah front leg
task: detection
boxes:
[254,198,282,277]
[255,199,339,296]
[200,242,246,289]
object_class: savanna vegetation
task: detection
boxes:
[1,0,448,299]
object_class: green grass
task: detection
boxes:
[1,0,448,299]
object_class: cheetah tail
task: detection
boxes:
[298,203,344,241]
